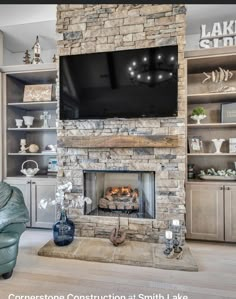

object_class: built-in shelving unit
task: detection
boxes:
[8,153,57,156]
[8,101,57,110]
[188,153,236,156]
[1,63,57,178]
[8,128,57,131]
[187,123,236,129]
[185,48,236,242]
[188,91,236,104]
[0,63,57,229]
[186,49,236,177]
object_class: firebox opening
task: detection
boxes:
[83,170,155,219]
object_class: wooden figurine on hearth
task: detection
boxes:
[23,50,31,64]
[31,36,43,64]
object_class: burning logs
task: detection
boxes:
[105,186,139,201]
[99,185,139,212]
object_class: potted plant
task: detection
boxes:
[190,106,207,124]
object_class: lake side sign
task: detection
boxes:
[200,20,236,48]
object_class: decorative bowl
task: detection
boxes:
[199,175,236,181]
[190,114,206,124]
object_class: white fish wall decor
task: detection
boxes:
[202,67,233,84]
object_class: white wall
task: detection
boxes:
[186,33,201,51]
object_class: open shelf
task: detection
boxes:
[188,153,236,156]
[8,101,57,110]
[8,127,57,131]
[187,179,236,184]
[8,153,57,156]
[188,123,236,129]
[0,63,56,73]
[6,175,57,179]
[188,91,236,104]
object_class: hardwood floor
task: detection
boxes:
[0,229,236,299]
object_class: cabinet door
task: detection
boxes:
[225,185,236,242]
[186,183,224,241]
[4,178,31,226]
[31,179,56,229]
[0,72,2,182]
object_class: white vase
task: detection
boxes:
[212,139,225,153]
[23,116,34,128]
[190,114,206,125]
[15,119,23,128]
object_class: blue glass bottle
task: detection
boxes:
[53,208,75,246]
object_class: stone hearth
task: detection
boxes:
[56,4,186,243]
[38,238,198,272]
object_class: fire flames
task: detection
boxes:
[110,186,132,197]
[106,186,139,201]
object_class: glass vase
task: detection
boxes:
[53,208,75,246]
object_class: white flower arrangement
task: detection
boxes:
[38,182,92,210]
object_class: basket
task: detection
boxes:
[21,160,39,177]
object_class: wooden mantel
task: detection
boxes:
[58,135,179,148]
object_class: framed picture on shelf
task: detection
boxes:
[221,102,236,123]
[229,138,236,153]
[188,136,204,153]
[23,84,53,102]
[47,158,58,175]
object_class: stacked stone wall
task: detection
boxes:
[56,4,186,243]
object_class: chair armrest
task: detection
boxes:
[1,223,26,236]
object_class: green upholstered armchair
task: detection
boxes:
[0,182,29,279]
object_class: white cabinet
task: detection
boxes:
[0,71,2,182]
[5,177,56,229]
[186,182,236,242]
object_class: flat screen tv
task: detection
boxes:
[60,45,178,120]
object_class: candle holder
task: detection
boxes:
[163,219,183,257]
[19,139,27,153]
[163,230,173,256]
[171,219,182,254]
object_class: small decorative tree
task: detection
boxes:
[52,54,57,63]
[23,50,31,64]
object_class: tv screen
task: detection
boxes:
[60,45,178,120]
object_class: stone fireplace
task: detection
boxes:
[84,170,155,219]
[56,4,186,243]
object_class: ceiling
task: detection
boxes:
[0,5,56,27]
[0,4,235,52]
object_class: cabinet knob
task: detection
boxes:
[27,181,31,184]
[226,187,231,190]
[32,182,36,184]
[220,186,224,190]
